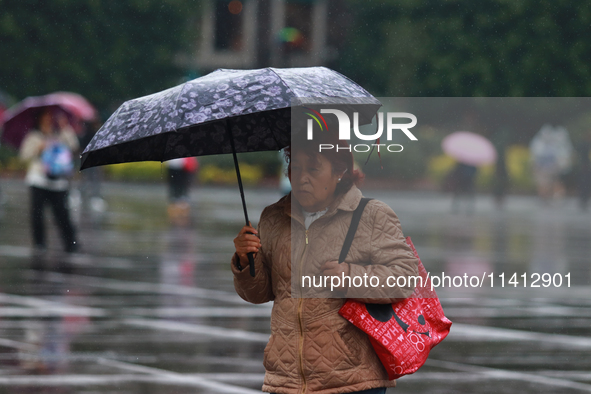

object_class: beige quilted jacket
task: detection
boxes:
[232,185,419,394]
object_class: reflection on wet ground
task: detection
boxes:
[0,179,590,393]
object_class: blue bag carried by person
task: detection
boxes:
[41,142,74,180]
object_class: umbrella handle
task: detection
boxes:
[247,252,255,277]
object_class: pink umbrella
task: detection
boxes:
[442,131,497,166]
[0,92,97,149]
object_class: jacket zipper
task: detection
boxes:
[290,199,356,392]
[297,229,309,394]
[297,297,307,394]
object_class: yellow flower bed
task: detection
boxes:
[104,161,166,182]
[505,145,535,191]
[198,163,263,186]
[97,161,265,185]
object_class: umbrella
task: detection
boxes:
[1,91,97,149]
[80,66,381,276]
[442,131,497,166]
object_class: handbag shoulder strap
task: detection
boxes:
[338,197,373,264]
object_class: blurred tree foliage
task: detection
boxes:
[339,0,591,97]
[0,0,198,115]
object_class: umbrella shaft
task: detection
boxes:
[231,149,250,226]
[226,120,249,226]
[228,125,256,278]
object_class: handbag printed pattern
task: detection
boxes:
[339,237,452,380]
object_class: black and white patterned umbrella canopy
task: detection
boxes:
[81,67,380,169]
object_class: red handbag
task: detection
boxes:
[338,199,452,380]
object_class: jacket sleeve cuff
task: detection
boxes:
[231,253,251,277]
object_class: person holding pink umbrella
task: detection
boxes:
[442,131,497,213]
[1,91,95,254]
[19,109,80,254]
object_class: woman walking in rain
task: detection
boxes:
[232,130,419,394]
[19,110,79,253]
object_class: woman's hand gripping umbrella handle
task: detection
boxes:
[234,224,261,277]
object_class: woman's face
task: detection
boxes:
[289,150,341,212]
[39,112,53,134]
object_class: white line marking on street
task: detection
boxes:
[448,323,591,349]
[444,306,591,318]
[0,245,30,258]
[0,293,105,317]
[427,359,591,392]
[0,372,265,391]
[123,318,269,343]
[533,371,591,382]
[96,358,263,393]
[122,306,271,318]
[0,337,37,352]
[43,272,250,305]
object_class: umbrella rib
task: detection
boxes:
[268,68,296,101]
[266,69,294,151]
[328,67,376,98]
[171,82,187,134]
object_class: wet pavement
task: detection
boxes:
[0,179,590,393]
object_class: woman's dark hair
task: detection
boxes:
[284,129,364,195]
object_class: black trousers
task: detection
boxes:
[30,186,77,252]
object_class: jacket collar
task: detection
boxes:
[282,185,363,225]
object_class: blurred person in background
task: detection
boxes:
[165,156,198,223]
[447,162,478,214]
[19,109,79,253]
